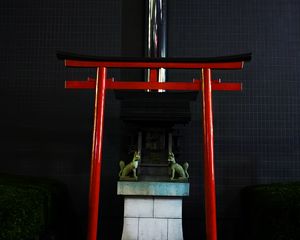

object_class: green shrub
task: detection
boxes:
[241,182,300,240]
[0,174,69,240]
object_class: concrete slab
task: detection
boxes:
[154,198,182,218]
[139,218,168,240]
[124,197,154,218]
[121,218,138,240]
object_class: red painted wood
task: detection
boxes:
[65,79,241,91]
[65,80,96,89]
[149,69,158,82]
[65,59,244,69]
[106,80,200,91]
[202,68,218,240]
[87,67,106,240]
[212,82,242,91]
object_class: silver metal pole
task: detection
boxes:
[146,0,167,91]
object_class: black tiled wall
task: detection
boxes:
[0,0,299,239]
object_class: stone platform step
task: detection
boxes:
[117,181,189,196]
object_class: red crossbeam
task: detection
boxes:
[65,79,242,91]
[65,59,244,69]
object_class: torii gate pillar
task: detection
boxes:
[202,68,217,240]
[87,67,107,240]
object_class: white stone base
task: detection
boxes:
[121,197,184,240]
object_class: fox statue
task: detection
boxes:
[119,151,141,180]
[168,152,189,181]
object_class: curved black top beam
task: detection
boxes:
[57,51,251,63]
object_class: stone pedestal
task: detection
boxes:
[118,181,189,240]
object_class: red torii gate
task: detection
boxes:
[57,52,251,240]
